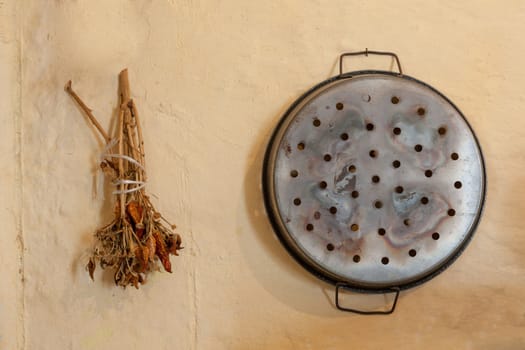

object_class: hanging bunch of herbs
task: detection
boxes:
[66,69,182,288]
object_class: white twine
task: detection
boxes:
[98,138,147,196]
[111,179,146,194]
[103,153,145,172]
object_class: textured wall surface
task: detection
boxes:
[1,0,525,349]
[0,0,22,348]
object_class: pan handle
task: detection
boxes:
[335,282,400,315]
[339,49,403,76]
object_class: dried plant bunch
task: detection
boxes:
[66,69,182,288]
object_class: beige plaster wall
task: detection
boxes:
[0,0,23,349]
[1,0,525,349]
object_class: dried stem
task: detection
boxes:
[119,70,131,206]
[119,69,131,105]
[130,99,146,184]
[118,108,125,218]
[65,81,111,142]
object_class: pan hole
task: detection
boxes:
[454,181,462,189]
[306,224,314,231]
[351,224,359,232]
[395,186,404,194]
[393,127,401,135]
[326,243,335,251]
[366,123,374,131]
[393,160,401,168]
[353,255,361,263]
[336,102,344,110]
[314,211,321,220]
[378,228,386,236]
[324,154,332,162]
[351,190,359,198]
[362,94,371,102]
[417,107,426,116]
[340,133,349,141]
[451,152,459,160]
[293,198,301,206]
[372,175,380,183]
[381,257,390,265]
[319,181,327,189]
[329,206,337,214]
[290,170,299,178]
[432,232,440,240]
[409,249,417,257]
[448,208,456,216]
[369,150,378,158]
[414,144,423,152]
[421,197,429,205]
[313,119,321,127]
[404,219,411,226]
[391,96,400,104]
[348,165,357,173]
[425,170,433,178]
[374,201,383,209]
[438,126,447,135]
[297,142,305,150]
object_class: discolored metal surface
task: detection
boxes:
[264,71,485,290]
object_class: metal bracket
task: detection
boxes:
[339,48,403,76]
[335,283,400,315]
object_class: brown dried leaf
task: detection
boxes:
[136,224,145,239]
[153,231,172,273]
[146,234,156,262]
[166,234,182,256]
[126,200,143,225]
[131,275,139,289]
[140,246,149,271]
[134,245,149,273]
[127,201,145,238]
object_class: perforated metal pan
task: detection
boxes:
[262,50,486,314]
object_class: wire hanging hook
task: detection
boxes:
[339,49,402,75]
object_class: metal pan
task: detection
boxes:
[262,50,486,314]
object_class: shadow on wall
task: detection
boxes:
[237,99,337,317]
